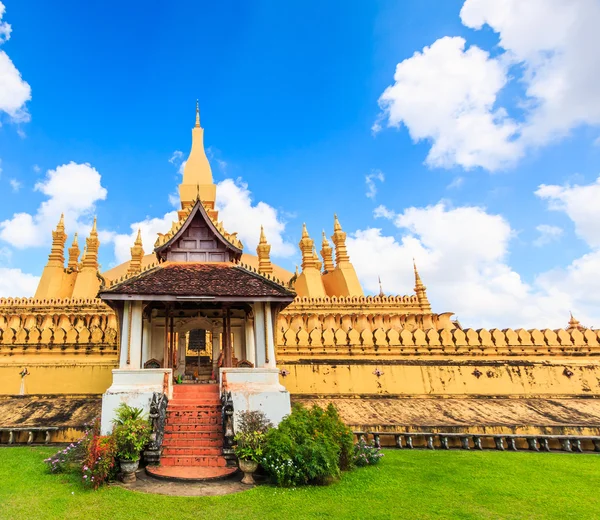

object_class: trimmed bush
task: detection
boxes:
[261,403,354,487]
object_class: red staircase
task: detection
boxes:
[146,384,237,481]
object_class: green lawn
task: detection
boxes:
[0,447,598,520]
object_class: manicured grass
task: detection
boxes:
[0,447,598,520]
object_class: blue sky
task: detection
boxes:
[1,0,600,328]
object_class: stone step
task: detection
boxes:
[163,430,222,441]
[167,402,221,410]
[160,455,228,467]
[162,437,223,448]
[146,465,238,482]
[164,424,223,433]
[162,446,222,457]
[172,384,220,395]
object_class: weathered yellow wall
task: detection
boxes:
[279,360,600,397]
[0,359,115,395]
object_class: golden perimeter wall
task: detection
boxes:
[1,297,600,400]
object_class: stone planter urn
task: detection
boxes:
[120,458,140,483]
[239,459,258,485]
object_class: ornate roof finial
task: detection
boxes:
[299,224,316,271]
[567,312,584,331]
[378,276,384,297]
[67,232,80,270]
[128,228,144,276]
[81,218,100,270]
[331,214,350,266]
[320,230,335,272]
[195,99,200,128]
[256,225,273,275]
[47,214,67,267]
[413,258,431,312]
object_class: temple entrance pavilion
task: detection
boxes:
[96,195,296,437]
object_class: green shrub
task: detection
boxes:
[261,403,354,487]
[112,403,146,426]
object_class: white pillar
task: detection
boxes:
[141,318,151,367]
[245,315,256,366]
[129,301,143,369]
[176,334,186,377]
[265,303,276,369]
[119,302,131,368]
[254,303,266,367]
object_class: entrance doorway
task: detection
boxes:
[184,329,214,382]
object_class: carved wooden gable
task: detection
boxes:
[155,200,242,263]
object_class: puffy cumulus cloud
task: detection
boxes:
[375,36,521,171]
[347,202,583,328]
[109,211,179,265]
[0,162,107,248]
[0,2,30,123]
[535,177,600,248]
[461,0,600,146]
[376,0,600,171]
[216,178,295,257]
[533,224,563,247]
[0,267,39,297]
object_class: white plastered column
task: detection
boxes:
[128,301,144,369]
[212,326,221,375]
[141,317,151,367]
[119,301,131,368]
[245,314,256,366]
[264,303,277,369]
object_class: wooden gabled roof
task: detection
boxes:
[154,198,243,261]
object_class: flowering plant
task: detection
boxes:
[233,410,272,463]
[44,436,86,474]
[114,419,151,461]
[353,438,384,467]
[82,434,117,490]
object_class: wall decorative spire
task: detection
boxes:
[81,217,100,270]
[413,259,431,312]
[47,213,67,267]
[256,225,273,275]
[312,246,322,272]
[67,233,80,270]
[331,214,350,266]
[299,224,317,270]
[195,99,200,128]
[320,231,334,272]
[567,312,584,331]
[127,228,144,276]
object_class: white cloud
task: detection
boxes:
[376,36,521,171]
[216,178,295,257]
[169,150,183,164]
[347,201,590,328]
[109,211,179,265]
[461,0,600,146]
[32,164,40,173]
[365,169,385,199]
[0,2,30,123]
[0,267,39,297]
[0,162,107,248]
[535,177,600,248]
[376,0,600,171]
[533,224,563,247]
[447,176,465,189]
[9,178,20,192]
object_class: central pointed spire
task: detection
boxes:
[179,101,216,213]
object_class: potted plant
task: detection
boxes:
[233,410,272,485]
[112,404,151,483]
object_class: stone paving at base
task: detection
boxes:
[114,468,252,497]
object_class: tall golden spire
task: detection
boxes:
[128,229,144,276]
[331,214,350,266]
[179,101,216,213]
[81,217,100,270]
[299,224,317,270]
[67,233,80,270]
[320,231,334,272]
[413,259,431,312]
[256,226,273,275]
[47,214,67,267]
